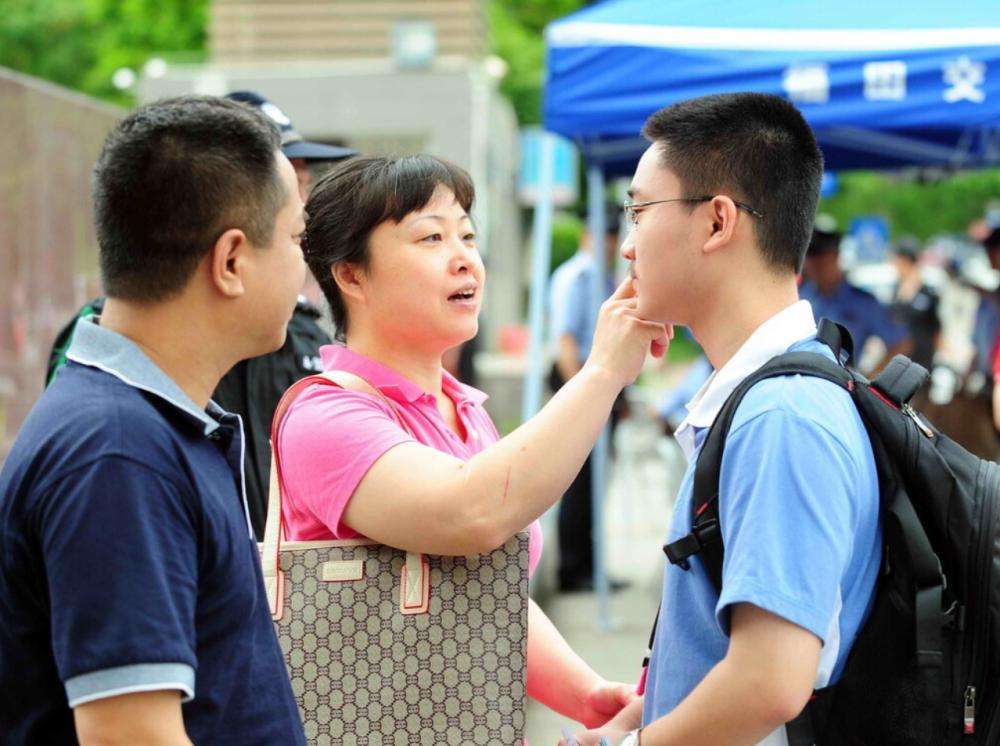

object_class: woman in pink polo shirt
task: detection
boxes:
[278,154,668,729]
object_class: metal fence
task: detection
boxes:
[0,68,123,463]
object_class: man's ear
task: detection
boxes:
[332,261,366,306]
[702,196,740,256]
[209,228,250,298]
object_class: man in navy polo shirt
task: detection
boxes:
[0,96,307,744]
[565,94,881,746]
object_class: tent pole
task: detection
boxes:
[522,131,555,424]
[587,163,612,631]
[523,132,557,602]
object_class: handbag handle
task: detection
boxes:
[262,369,429,619]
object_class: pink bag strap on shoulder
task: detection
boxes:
[261,370,427,620]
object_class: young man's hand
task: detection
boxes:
[577,679,637,728]
[561,695,643,745]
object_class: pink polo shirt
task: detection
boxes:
[278,344,543,576]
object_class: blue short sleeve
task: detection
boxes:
[553,273,589,343]
[715,409,861,642]
[40,456,198,707]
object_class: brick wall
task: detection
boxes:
[210,0,486,63]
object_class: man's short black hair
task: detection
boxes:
[642,93,824,273]
[93,95,285,301]
[807,228,842,257]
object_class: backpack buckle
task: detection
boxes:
[663,519,721,571]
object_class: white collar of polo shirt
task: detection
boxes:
[674,300,818,462]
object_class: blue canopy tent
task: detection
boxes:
[546,0,1000,174]
[527,1,1000,625]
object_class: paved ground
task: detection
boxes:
[524,411,687,744]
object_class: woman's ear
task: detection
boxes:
[332,262,366,305]
[209,228,250,298]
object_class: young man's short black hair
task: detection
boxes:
[93,95,285,301]
[642,93,824,273]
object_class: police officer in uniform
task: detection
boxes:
[799,226,911,374]
[889,237,940,371]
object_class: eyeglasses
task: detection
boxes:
[622,196,764,226]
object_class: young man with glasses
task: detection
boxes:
[564,93,880,745]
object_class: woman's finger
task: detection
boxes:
[609,275,637,301]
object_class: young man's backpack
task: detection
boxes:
[658,319,1000,745]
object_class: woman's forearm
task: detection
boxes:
[526,598,604,723]
[342,362,624,556]
[460,363,621,546]
[344,284,666,556]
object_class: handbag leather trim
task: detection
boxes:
[266,568,284,621]
[320,560,364,582]
[281,538,379,551]
[400,553,431,614]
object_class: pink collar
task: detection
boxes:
[319,344,488,407]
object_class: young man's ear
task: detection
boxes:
[702,196,740,256]
[209,228,250,298]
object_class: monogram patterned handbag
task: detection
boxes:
[262,371,529,745]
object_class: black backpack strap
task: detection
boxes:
[886,488,947,668]
[659,351,854,745]
[664,351,853,591]
[652,342,945,742]
[815,317,855,366]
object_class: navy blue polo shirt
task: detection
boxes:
[0,319,305,744]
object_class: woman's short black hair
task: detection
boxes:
[93,95,285,301]
[303,154,475,341]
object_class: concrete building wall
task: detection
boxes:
[0,68,123,462]
[138,59,523,351]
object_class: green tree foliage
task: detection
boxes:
[0,0,207,105]
[550,212,584,273]
[820,169,1000,240]
[487,0,586,125]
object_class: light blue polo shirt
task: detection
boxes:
[643,330,881,741]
